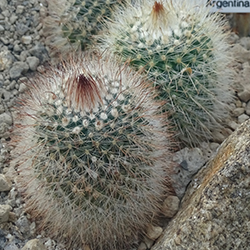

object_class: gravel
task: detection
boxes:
[0,1,249,250]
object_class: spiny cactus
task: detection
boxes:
[100,0,234,147]
[43,0,126,55]
[11,51,172,250]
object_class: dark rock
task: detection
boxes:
[9,62,29,79]
[29,43,49,63]
[0,228,7,250]
[16,23,30,36]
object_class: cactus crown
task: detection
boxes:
[100,0,233,147]
[43,0,126,54]
[12,52,171,250]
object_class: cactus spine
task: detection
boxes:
[100,0,233,147]
[43,0,126,55]
[11,51,171,250]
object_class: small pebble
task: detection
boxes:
[162,195,180,218]
[143,237,154,249]
[19,82,27,93]
[0,113,12,126]
[0,174,11,191]
[16,5,25,14]
[227,120,239,130]
[232,107,245,117]
[238,90,250,103]
[26,56,40,71]
[21,35,32,45]
[212,130,227,144]
[146,225,163,241]
[9,61,29,79]
[238,114,249,124]
[245,101,250,115]
[137,242,147,250]
[0,204,11,223]
[21,239,46,250]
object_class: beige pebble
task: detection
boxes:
[146,224,163,241]
[0,204,11,223]
[0,174,11,191]
[162,195,180,218]
[21,239,46,250]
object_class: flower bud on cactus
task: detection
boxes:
[43,0,126,55]
[100,0,234,147]
[10,51,172,250]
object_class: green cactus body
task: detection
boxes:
[11,52,171,250]
[43,0,126,54]
[100,0,233,146]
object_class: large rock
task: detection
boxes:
[152,119,250,250]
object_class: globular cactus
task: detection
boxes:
[43,0,126,55]
[10,51,172,250]
[100,0,234,147]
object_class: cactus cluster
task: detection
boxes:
[9,1,235,249]
[43,0,126,54]
[100,0,233,146]
[11,52,171,250]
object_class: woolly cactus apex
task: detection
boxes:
[43,0,126,56]
[10,51,172,250]
[100,0,234,147]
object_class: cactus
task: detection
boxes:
[100,0,234,147]
[11,51,172,250]
[43,0,126,55]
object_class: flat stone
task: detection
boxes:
[238,113,249,124]
[21,239,46,250]
[0,174,11,191]
[232,107,245,117]
[0,205,11,223]
[227,120,239,130]
[238,90,250,103]
[152,119,250,250]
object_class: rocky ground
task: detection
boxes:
[0,1,250,250]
